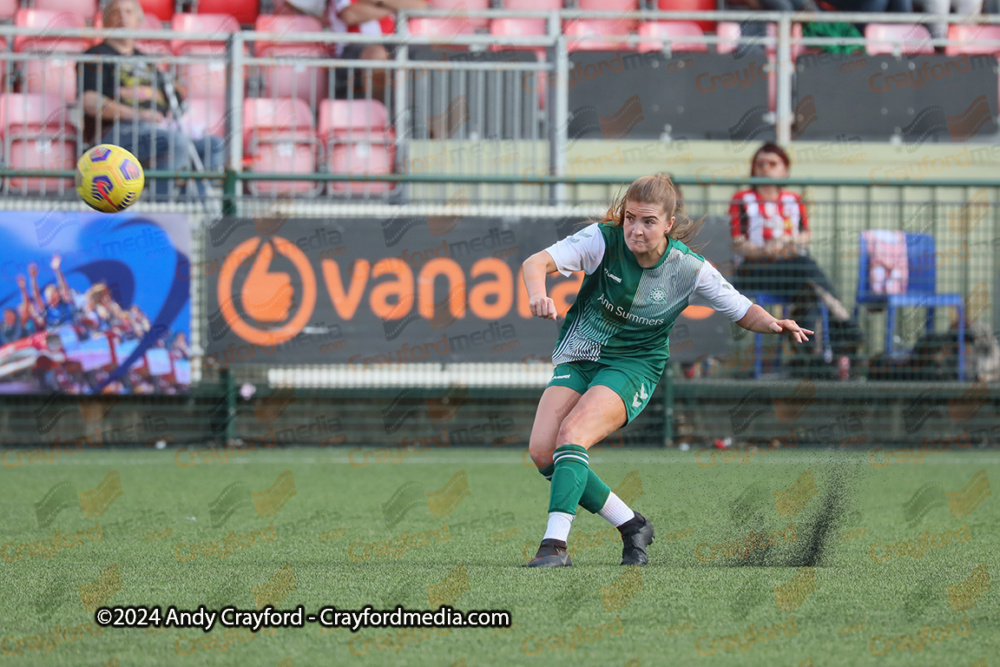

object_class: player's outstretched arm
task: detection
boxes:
[522,251,558,321]
[736,304,813,344]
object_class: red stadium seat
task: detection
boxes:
[578,0,639,31]
[656,0,715,33]
[22,56,80,103]
[637,21,707,53]
[243,98,319,195]
[254,15,329,103]
[33,0,98,23]
[171,13,240,54]
[429,0,490,30]
[171,14,242,100]
[138,0,175,22]
[318,100,396,194]
[0,0,16,20]
[14,10,88,53]
[408,17,476,47]
[253,15,327,54]
[564,19,633,51]
[181,96,228,138]
[195,0,260,26]
[944,24,1000,56]
[865,24,933,55]
[489,18,546,57]
[94,12,172,56]
[0,94,76,192]
[944,25,1000,108]
[502,0,562,9]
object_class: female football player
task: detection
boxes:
[521,173,812,567]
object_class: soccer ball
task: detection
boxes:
[76,144,145,213]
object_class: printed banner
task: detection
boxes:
[0,212,191,394]
[203,214,735,365]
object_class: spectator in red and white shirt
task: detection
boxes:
[281,0,425,101]
[333,0,426,101]
[729,142,863,369]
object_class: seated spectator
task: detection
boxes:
[915,0,983,50]
[729,142,863,374]
[284,0,427,102]
[81,0,224,201]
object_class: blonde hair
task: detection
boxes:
[597,173,702,247]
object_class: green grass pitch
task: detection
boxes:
[1,447,997,666]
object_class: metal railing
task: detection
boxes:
[0,11,997,206]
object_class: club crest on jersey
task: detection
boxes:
[649,287,667,303]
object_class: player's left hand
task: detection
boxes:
[769,319,813,344]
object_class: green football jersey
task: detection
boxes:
[545,223,752,379]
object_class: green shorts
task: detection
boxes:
[547,360,659,424]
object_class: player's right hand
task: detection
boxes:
[529,296,557,321]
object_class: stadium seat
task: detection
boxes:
[180,96,228,138]
[94,12,172,56]
[13,10,88,54]
[945,24,1000,56]
[945,24,1000,108]
[254,14,327,54]
[15,11,88,104]
[253,15,330,103]
[319,100,396,194]
[865,24,933,55]
[429,0,490,30]
[171,14,242,100]
[408,17,476,47]
[0,94,76,192]
[564,19,634,51]
[502,0,562,9]
[489,18,547,58]
[194,0,260,26]
[243,97,319,195]
[33,0,98,23]
[637,21,707,53]
[657,0,716,32]
[171,13,240,54]
[0,0,16,21]
[853,231,965,380]
[139,0,175,22]
[578,0,639,31]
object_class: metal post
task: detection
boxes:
[226,33,244,214]
[662,367,674,447]
[395,21,411,204]
[776,14,793,144]
[549,18,567,206]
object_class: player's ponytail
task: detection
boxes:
[600,173,704,248]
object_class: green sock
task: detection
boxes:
[579,469,612,514]
[548,445,591,515]
[538,461,610,513]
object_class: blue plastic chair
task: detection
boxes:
[852,232,965,381]
[753,293,831,379]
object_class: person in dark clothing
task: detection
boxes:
[81,0,223,200]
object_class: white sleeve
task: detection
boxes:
[691,261,753,322]
[544,223,607,277]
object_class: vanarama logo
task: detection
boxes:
[216,233,582,351]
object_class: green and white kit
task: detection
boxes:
[544,222,753,422]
